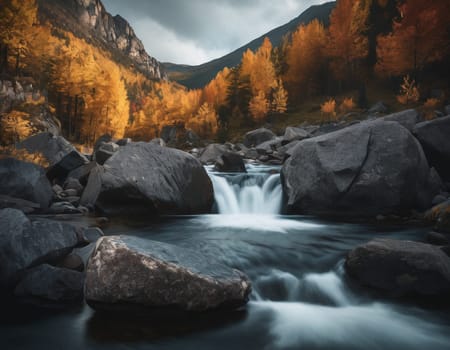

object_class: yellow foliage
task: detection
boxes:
[396,75,420,105]
[0,146,49,168]
[321,98,337,120]
[422,98,440,120]
[271,80,288,114]
[249,91,269,121]
[339,97,356,113]
[186,103,218,138]
[285,19,327,98]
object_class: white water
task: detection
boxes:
[208,167,282,215]
[206,164,322,232]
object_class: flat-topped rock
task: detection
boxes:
[85,236,252,312]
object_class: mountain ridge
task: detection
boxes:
[37,0,166,80]
[163,2,336,89]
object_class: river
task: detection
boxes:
[1,164,450,349]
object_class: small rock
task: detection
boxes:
[215,153,246,173]
[52,184,63,195]
[63,178,83,194]
[63,189,78,197]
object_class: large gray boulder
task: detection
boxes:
[345,239,450,297]
[85,236,252,312]
[14,264,84,303]
[282,121,438,216]
[0,208,80,289]
[414,116,450,181]
[378,109,421,131]
[0,158,53,210]
[243,128,276,148]
[93,142,213,215]
[17,132,89,180]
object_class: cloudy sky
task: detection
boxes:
[102,0,327,65]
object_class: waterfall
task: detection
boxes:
[207,164,282,215]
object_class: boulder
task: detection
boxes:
[14,264,84,302]
[0,208,80,289]
[282,121,438,216]
[199,143,228,164]
[283,127,311,143]
[215,153,246,173]
[243,128,276,148]
[379,109,421,131]
[85,236,251,311]
[368,101,388,114]
[345,239,450,297]
[79,164,104,208]
[94,142,119,165]
[63,178,83,194]
[0,158,53,209]
[255,138,283,155]
[414,116,450,181]
[96,142,213,215]
[17,133,89,181]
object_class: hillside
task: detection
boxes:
[37,0,166,80]
[163,2,335,89]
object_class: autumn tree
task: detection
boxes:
[327,0,370,84]
[0,0,37,75]
[376,0,450,78]
[284,19,328,100]
[249,91,269,121]
[271,79,288,114]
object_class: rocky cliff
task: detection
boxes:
[37,0,166,79]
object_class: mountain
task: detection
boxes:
[163,2,335,89]
[37,0,166,80]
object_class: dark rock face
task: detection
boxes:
[378,109,421,131]
[17,132,88,181]
[0,158,53,209]
[414,116,450,181]
[243,128,276,148]
[14,264,84,302]
[215,153,246,173]
[345,239,450,297]
[97,142,214,215]
[282,121,437,216]
[85,236,252,311]
[199,144,228,164]
[0,208,80,289]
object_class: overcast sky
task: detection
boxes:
[102,0,327,65]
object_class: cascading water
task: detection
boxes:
[207,164,282,215]
[204,163,321,232]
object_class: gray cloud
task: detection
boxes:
[102,0,327,64]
